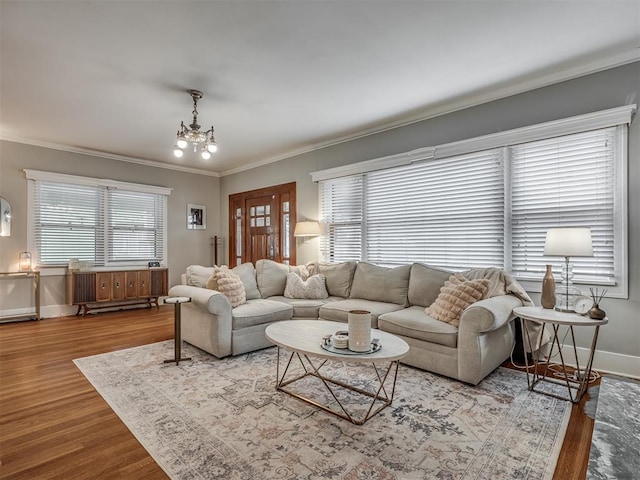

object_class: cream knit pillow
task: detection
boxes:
[215,267,247,308]
[284,273,329,299]
[425,273,489,327]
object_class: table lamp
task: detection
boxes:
[294,221,321,243]
[543,227,593,312]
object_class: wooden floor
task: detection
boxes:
[0,308,596,479]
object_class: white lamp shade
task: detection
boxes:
[544,227,593,257]
[294,221,321,237]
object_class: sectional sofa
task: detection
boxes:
[168,260,528,385]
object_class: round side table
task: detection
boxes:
[514,306,608,403]
[164,296,192,365]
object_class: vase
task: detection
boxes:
[347,310,371,352]
[541,264,556,309]
[588,304,606,320]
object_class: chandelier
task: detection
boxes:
[172,90,218,159]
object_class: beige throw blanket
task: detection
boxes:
[463,267,551,353]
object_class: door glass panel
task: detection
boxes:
[283,213,290,262]
[250,207,255,216]
[283,201,289,213]
[256,206,264,215]
[266,217,271,226]
[256,217,264,227]
[250,218,255,227]
[236,211,242,266]
[266,205,271,214]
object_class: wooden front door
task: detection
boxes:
[245,195,278,264]
[229,182,296,267]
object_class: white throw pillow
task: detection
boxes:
[215,266,247,307]
[284,273,329,299]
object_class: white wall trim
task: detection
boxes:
[225,50,640,177]
[24,169,174,195]
[0,135,220,178]
[557,344,640,380]
[311,104,637,181]
[311,147,435,182]
[5,51,636,179]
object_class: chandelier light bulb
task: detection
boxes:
[206,142,218,153]
[176,137,188,149]
[173,146,184,158]
[201,150,211,160]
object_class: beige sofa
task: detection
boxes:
[168,260,524,385]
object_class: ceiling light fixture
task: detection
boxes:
[173,90,218,159]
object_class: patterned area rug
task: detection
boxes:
[74,341,570,480]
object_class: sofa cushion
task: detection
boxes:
[186,265,215,288]
[426,274,490,327]
[318,299,404,327]
[378,306,458,348]
[408,263,452,307]
[267,296,342,319]
[308,262,357,298]
[233,262,261,300]
[349,262,411,306]
[284,273,329,299]
[231,299,293,330]
[216,267,247,308]
[256,259,290,298]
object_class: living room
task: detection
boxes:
[1,1,639,479]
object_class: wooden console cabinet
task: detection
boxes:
[67,268,168,316]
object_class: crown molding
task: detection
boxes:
[222,49,640,177]
[2,50,638,179]
[0,134,220,178]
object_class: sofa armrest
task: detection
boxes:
[168,285,232,318]
[167,284,233,358]
[459,294,523,334]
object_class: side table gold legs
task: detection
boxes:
[163,297,192,365]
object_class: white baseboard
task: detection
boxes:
[558,344,640,380]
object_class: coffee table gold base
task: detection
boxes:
[274,346,401,425]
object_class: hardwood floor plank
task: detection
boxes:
[0,308,596,479]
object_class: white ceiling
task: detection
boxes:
[1,1,638,177]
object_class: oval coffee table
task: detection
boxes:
[265,320,409,425]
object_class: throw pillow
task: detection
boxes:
[232,262,261,300]
[289,264,310,280]
[284,273,329,299]
[215,266,247,308]
[186,265,216,288]
[205,272,218,291]
[425,274,490,327]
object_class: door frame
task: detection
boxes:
[229,182,297,267]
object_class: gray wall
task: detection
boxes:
[0,141,220,312]
[221,62,640,360]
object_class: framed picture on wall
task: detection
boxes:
[187,204,206,230]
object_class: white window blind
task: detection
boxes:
[28,173,169,268]
[365,150,504,268]
[510,127,617,284]
[319,123,626,292]
[107,189,166,263]
[320,175,363,262]
[33,181,104,266]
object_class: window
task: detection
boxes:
[26,170,171,268]
[316,106,633,297]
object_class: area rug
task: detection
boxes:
[587,375,640,480]
[74,341,570,480]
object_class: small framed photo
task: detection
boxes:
[187,204,206,230]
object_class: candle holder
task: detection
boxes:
[19,251,32,271]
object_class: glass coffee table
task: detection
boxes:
[265,319,409,425]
